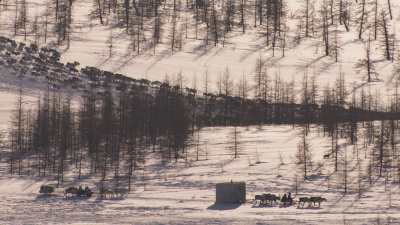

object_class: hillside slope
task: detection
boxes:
[0,0,399,100]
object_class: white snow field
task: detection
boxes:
[0,117,398,225]
[0,0,400,224]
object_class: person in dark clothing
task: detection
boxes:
[281,194,287,206]
[84,186,92,197]
[287,192,293,206]
[78,186,83,197]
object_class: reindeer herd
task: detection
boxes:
[39,185,128,200]
[298,197,327,208]
[253,193,327,209]
[40,184,327,210]
[254,194,281,206]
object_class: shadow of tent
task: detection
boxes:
[207,203,241,211]
[34,194,58,202]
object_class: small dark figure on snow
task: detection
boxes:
[281,194,287,204]
[287,192,293,206]
[281,193,293,207]
[84,186,93,197]
[78,186,84,197]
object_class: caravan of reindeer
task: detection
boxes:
[298,197,327,208]
[253,193,327,208]
[38,185,128,200]
[39,184,326,209]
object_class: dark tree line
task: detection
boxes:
[293,117,400,198]
[8,82,192,191]
[5,26,400,193]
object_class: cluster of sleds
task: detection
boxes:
[253,192,327,208]
[39,185,127,199]
[39,185,93,198]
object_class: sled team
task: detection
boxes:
[254,192,326,208]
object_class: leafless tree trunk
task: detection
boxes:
[358,0,366,40]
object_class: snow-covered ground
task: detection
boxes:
[0,118,399,224]
[0,0,400,224]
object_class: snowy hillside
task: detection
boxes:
[0,0,399,98]
[0,0,400,224]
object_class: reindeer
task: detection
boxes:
[64,187,79,199]
[254,195,265,206]
[254,194,280,207]
[114,188,128,198]
[264,194,279,206]
[298,196,327,208]
[309,197,327,208]
[298,197,311,208]
[101,189,115,199]
[101,188,128,199]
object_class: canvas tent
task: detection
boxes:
[215,181,246,204]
